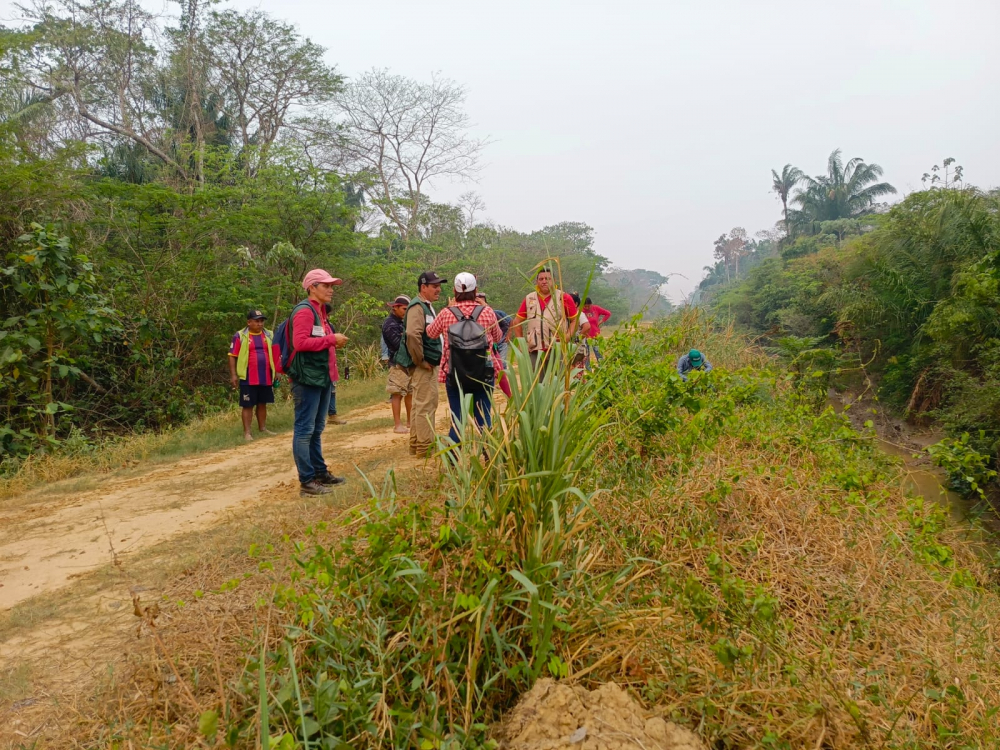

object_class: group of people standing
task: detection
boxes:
[228,266,618,497]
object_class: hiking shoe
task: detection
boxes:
[299,480,332,496]
[328,415,348,425]
[317,472,346,486]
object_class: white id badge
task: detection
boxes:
[425,314,435,325]
[311,325,325,336]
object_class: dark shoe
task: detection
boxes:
[317,472,346,486]
[328,415,348,425]
[300,480,332,496]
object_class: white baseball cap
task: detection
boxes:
[454,272,477,293]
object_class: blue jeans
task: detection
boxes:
[326,381,337,416]
[586,342,603,370]
[291,381,331,484]
[445,379,493,443]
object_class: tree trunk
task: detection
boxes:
[43,327,55,438]
[905,369,929,421]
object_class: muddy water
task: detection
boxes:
[827,391,998,534]
[876,438,969,520]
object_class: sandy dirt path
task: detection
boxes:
[0,396,451,612]
[1,389,463,744]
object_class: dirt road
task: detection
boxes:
[0,392,454,744]
[0,399,450,612]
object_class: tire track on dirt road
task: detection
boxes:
[0,399,448,612]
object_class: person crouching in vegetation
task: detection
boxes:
[582,296,611,369]
[382,295,412,434]
[396,271,446,457]
[507,267,587,371]
[677,349,712,381]
[427,273,502,443]
[286,269,348,496]
[228,309,282,441]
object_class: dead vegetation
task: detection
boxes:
[4,315,1000,749]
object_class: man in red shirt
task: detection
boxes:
[582,297,611,369]
[507,267,589,370]
[228,309,282,441]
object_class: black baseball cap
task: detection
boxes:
[247,309,266,320]
[418,271,446,287]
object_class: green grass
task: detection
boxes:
[232,314,1000,750]
[141,378,386,463]
[1,378,388,502]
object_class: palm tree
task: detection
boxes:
[771,164,803,241]
[791,149,896,233]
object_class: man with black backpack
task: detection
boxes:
[426,272,502,444]
[283,269,348,496]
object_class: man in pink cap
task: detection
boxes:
[285,269,348,496]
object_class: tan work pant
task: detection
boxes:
[409,364,439,455]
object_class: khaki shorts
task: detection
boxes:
[386,365,413,396]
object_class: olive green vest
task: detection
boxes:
[393,298,443,368]
[286,300,332,388]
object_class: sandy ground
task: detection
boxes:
[0,398,452,612]
[0,389,456,744]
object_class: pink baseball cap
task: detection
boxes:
[301,268,343,289]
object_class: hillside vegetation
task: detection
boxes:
[66,315,1000,750]
[700,154,999,502]
[0,0,671,467]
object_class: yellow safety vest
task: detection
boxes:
[235,328,276,382]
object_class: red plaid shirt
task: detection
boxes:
[425,302,503,383]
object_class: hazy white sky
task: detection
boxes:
[5,0,998,299]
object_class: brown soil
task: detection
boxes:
[0,390,454,746]
[0,400,431,611]
[502,679,704,750]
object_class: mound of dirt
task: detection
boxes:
[502,679,705,750]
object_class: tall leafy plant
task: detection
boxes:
[0,224,117,451]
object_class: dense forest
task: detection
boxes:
[0,0,671,464]
[699,151,1000,494]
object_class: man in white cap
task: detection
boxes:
[426,272,502,444]
[285,269,348,495]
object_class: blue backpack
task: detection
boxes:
[273,301,315,371]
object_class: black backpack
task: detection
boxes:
[447,305,493,389]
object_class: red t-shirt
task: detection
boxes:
[516,291,578,321]
[229,332,282,386]
[583,305,611,339]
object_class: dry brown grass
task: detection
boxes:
[8,314,999,749]
[1,456,438,749]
